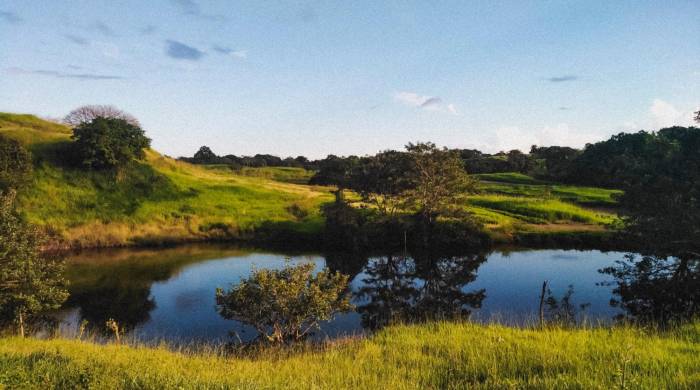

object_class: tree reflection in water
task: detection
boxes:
[354,252,486,330]
[600,254,699,326]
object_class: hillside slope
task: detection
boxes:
[0,113,334,249]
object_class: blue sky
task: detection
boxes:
[1,1,698,158]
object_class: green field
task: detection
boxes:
[1,113,621,248]
[0,321,697,389]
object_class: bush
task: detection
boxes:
[71,117,150,170]
[216,262,352,344]
[0,135,32,191]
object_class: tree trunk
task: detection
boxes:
[539,281,548,328]
[18,310,25,338]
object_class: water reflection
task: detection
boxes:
[355,253,485,330]
[600,254,699,326]
[53,245,700,343]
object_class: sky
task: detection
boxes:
[1,1,698,158]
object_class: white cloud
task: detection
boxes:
[230,50,247,59]
[475,123,599,152]
[393,91,458,115]
[649,98,695,128]
[394,91,430,107]
[447,104,459,115]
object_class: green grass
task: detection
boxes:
[1,113,624,247]
[467,172,622,239]
[475,172,548,185]
[0,321,697,388]
[1,113,334,248]
[468,195,616,225]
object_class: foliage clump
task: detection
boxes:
[216,262,352,344]
[0,191,68,337]
[71,117,150,169]
[0,135,32,191]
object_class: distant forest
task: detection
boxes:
[181,125,700,189]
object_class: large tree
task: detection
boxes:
[404,142,477,223]
[349,150,413,217]
[0,191,68,336]
[600,126,700,326]
[72,117,151,170]
[0,135,32,191]
[63,105,141,128]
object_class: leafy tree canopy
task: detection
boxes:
[0,191,68,336]
[71,117,151,169]
[216,262,352,344]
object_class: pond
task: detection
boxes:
[52,244,670,344]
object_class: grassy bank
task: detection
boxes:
[1,321,698,388]
[2,113,621,249]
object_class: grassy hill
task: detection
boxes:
[0,321,697,388]
[0,113,334,249]
[1,113,619,249]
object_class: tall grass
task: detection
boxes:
[0,321,697,388]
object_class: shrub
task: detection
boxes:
[216,262,352,344]
[0,135,32,191]
[71,117,150,170]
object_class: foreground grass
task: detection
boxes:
[0,322,698,389]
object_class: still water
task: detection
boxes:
[55,245,633,343]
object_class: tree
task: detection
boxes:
[0,135,32,191]
[0,191,68,337]
[192,146,219,164]
[63,105,141,128]
[349,150,413,217]
[404,142,477,223]
[599,126,700,326]
[216,262,352,344]
[695,109,699,124]
[529,145,580,182]
[72,117,151,169]
[309,155,359,188]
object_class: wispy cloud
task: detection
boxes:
[547,75,577,83]
[141,25,157,35]
[65,34,89,46]
[559,106,571,110]
[170,0,225,21]
[165,40,205,60]
[92,21,116,37]
[394,91,459,115]
[6,67,123,80]
[212,46,247,59]
[0,10,21,23]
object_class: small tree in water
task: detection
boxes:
[0,191,68,337]
[215,262,353,344]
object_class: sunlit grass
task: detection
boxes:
[1,113,334,248]
[0,321,697,388]
[468,195,616,225]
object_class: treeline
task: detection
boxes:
[311,126,700,189]
[179,146,317,170]
[182,126,699,190]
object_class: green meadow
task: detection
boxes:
[1,321,698,389]
[2,113,620,248]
